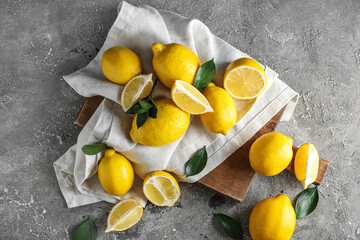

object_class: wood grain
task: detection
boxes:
[74,96,104,127]
[75,96,330,202]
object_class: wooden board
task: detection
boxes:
[75,96,330,202]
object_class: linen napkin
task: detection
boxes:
[53,1,298,208]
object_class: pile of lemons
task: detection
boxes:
[96,43,319,240]
[102,43,267,146]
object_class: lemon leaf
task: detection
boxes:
[82,143,107,155]
[193,59,216,91]
[295,185,319,219]
[149,98,158,118]
[185,146,207,177]
[213,213,243,240]
[137,111,149,128]
[126,102,151,114]
[126,102,140,114]
[138,100,153,109]
[72,216,98,240]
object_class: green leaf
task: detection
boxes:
[193,59,216,91]
[126,107,135,114]
[126,100,152,115]
[126,102,140,114]
[149,98,158,118]
[213,213,243,240]
[72,216,98,240]
[136,111,149,128]
[138,100,153,109]
[295,185,319,219]
[81,143,107,155]
[185,146,207,177]
[133,107,151,114]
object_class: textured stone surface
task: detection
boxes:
[1,0,360,239]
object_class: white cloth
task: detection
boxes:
[54,1,298,208]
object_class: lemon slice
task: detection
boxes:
[105,199,143,233]
[120,73,153,112]
[171,80,213,114]
[223,58,267,100]
[143,171,181,207]
[294,143,319,189]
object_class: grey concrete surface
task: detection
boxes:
[1,0,360,239]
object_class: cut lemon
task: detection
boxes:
[223,58,267,100]
[143,171,180,207]
[120,73,153,112]
[171,80,213,114]
[105,199,143,233]
[294,143,319,189]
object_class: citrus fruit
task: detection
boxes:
[223,58,267,100]
[120,73,153,112]
[152,43,201,88]
[171,80,213,114]
[143,171,180,207]
[130,99,191,146]
[98,149,134,196]
[105,199,143,233]
[294,143,319,189]
[249,132,293,176]
[200,83,237,135]
[249,194,296,240]
[101,46,142,85]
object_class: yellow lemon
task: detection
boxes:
[200,83,237,135]
[143,171,181,207]
[249,132,293,176]
[101,46,142,85]
[223,58,267,100]
[294,143,319,189]
[249,194,296,240]
[152,43,201,88]
[98,149,134,196]
[105,199,143,232]
[171,80,213,114]
[130,99,191,146]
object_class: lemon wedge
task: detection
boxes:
[105,199,143,233]
[120,74,153,112]
[294,143,319,189]
[223,58,267,100]
[171,80,213,114]
[143,171,181,207]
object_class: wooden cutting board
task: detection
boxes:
[75,96,330,203]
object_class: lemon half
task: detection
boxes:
[223,58,267,100]
[171,80,213,114]
[143,171,181,207]
[120,74,153,112]
[294,143,319,189]
[105,199,143,233]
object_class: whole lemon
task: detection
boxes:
[152,43,201,88]
[249,132,293,176]
[101,46,142,85]
[130,99,191,146]
[200,83,237,135]
[249,194,296,240]
[98,149,134,196]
